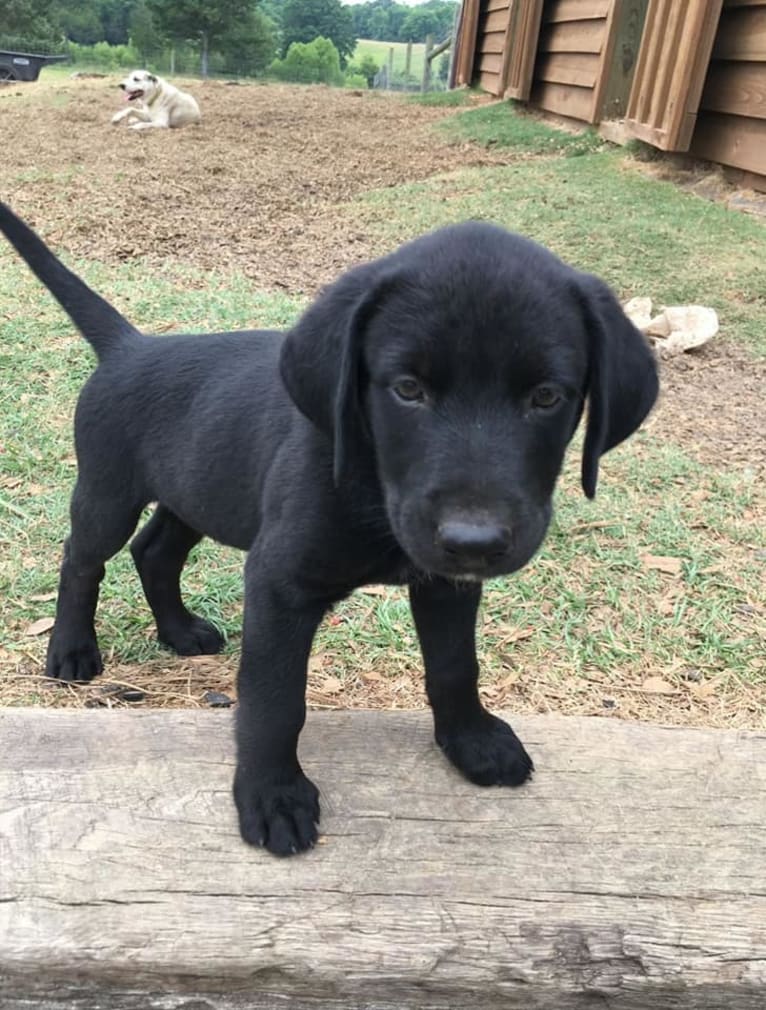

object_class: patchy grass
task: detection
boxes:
[1,79,764,727]
[353,153,766,358]
[442,101,606,156]
[409,89,475,107]
[1,250,763,725]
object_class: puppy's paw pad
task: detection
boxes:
[159,616,225,656]
[439,715,533,787]
[235,773,320,857]
[46,638,103,683]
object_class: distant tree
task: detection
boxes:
[352,1,408,43]
[147,0,253,76]
[356,53,378,88]
[280,0,355,65]
[128,0,160,62]
[270,35,343,85]
[400,10,442,43]
[3,0,58,42]
[217,7,276,75]
[258,0,282,23]
[54,1,103,45]
[351,0,454,44]
[400,3,456,44]
[100,0,136,44]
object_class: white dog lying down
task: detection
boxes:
[111,70,201,130]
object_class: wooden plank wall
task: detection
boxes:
[474,0,513,94]
[530,0,613,122]
[691,0,766,186]
[623,0,724,150]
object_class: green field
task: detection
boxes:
[353,38,426,79]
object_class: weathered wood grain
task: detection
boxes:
[1,709,765,1009]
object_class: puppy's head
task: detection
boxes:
[118,70,158,103]
[281,223,658,581]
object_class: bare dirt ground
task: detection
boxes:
[1,77,503,294]
[1,77,763,721]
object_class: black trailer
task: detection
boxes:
[0,50,68,82]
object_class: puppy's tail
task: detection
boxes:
[0,202,140,358]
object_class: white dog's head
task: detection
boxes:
[118,70,160,104]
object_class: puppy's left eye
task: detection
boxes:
[392,377,426,403]
[531,385,562,409]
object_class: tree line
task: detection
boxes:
[3,0,458,73]
[350,1,457,44]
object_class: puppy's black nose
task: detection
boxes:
[436,520,511,565]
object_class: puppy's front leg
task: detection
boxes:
[129,111,169,130]
[234,552,330,856]
[409,578,533,787]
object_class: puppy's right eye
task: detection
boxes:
[391,377,425,403]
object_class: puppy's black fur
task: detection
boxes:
[0,204,658,856]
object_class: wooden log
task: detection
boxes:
[1,709,765,1009]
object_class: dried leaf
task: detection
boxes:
[321,676,342,694]
[29,592,57,603]
[689,679,718,700]
[499,671,520,689]
[358,585,387,596]
[25,617,55,636]
[500,626,535,644]
[640,553,683,576]
[361,670,384,682]
[640,676,677,696]
[308,652,328,673]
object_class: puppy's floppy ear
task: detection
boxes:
[576,273,659,498]
[280,267,400,485]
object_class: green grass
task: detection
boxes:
[315,440,764,692]
[1,88,764,719]
[441,101,606,155]
[408,88,474,107]
[1,252,762,704]
[350,107,766,358]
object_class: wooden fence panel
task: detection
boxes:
[470,0,545,98]
[454,0,482,86]
[503,0,546,98]
[689,0,766,185]
[624,0,725,151]
[530,0,613,123]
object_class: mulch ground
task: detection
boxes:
[1,76,763,720]
[1,77,505,293]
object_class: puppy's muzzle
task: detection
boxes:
[435,518,512,571]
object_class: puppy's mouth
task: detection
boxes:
[124,89,144,102]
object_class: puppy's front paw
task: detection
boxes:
[46,634,103,683]
[437,712,533,787]
[234,769,320,856]
[158,615,225,656]
[110,113,122,125]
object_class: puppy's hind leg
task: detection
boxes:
[130,505,224,656]
[47,483,143,682]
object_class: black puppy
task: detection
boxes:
[0,204,657,856]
